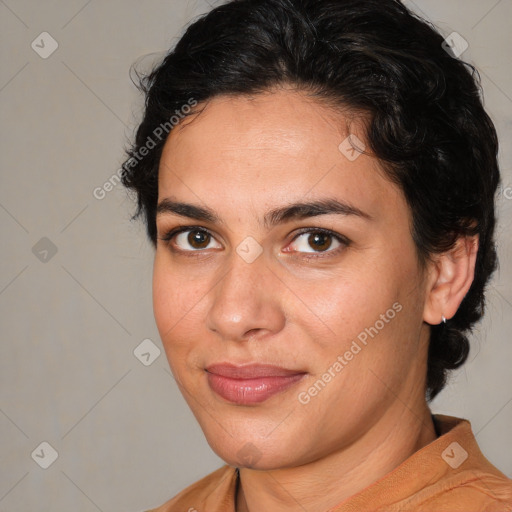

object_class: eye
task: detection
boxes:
[158,226,349,257]
[158,227,222,252]
[286,228,348,256]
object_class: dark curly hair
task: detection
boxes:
[121,0,500,400]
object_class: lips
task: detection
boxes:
[205,363,306,405]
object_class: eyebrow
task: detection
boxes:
[156,197,372,228]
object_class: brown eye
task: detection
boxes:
[307,232,332,251]
[287,229,347,256]
[171,228,222,251]
[188,230,210,249]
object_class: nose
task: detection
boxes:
[205,250,286,342]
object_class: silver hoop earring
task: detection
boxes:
[442,315,447,324]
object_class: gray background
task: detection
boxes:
[0,1,511,511]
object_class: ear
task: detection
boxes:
[423,235,479,325]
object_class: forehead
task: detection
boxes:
[162,89,354,169]
[157,90,405,221]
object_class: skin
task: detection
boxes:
[152,88,477,511]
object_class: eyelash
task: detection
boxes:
[158,225,350,259]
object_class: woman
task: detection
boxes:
[121,0,512,510]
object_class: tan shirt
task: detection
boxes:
[147,415,512,511]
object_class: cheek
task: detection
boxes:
[152,271,192,378]
[153,252,196,309]
[305,252,422,374]
[152,258,192,339]
[307,268,396,347]
[152,255,213,361]
[152,266,174,333]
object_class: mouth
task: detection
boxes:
[205,363,306,405]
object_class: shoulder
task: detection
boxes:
[407,415,512,511]
[410,469,512,511]
[144,465,238,512]
[334,415,512,511]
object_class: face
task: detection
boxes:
[153,89,432,470]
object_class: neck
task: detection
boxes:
[236,396,436,512]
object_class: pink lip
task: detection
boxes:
[205,364,306,405]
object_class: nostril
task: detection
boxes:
[245,328,263,339]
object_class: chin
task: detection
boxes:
[203,426,307,470]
